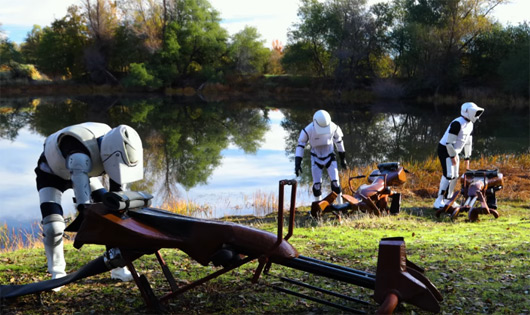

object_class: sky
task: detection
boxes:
[1,0,529,48]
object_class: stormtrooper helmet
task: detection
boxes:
[313,110,332,135]
[461,102,484,123]
[100,125,143,184]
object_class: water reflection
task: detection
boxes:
[0,96,528,229]
[283,103,529,172]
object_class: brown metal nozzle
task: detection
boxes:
[374,237,442,313]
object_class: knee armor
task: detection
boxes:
[42,214,65,246]
[312,182,322,197]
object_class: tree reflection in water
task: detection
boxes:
[0,97,528,207]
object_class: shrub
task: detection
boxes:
[122,63,161,89]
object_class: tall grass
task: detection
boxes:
[161,198,213,217]
[244,190,279,217]
[340,153,530,201]
[0,222,42,253]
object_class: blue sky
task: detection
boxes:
[1,0,528,48]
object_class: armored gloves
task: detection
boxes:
[295,157,303,176]
[338,152,347,169]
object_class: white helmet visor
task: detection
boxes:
[101,125,143,184]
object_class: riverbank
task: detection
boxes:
[0,198,528,314]
[1,76,528,108]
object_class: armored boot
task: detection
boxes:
[43,215,66,291]
[110,266,135,282]
[433,177,449,209]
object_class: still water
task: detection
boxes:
[0,96,528,231]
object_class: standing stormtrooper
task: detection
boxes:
[433,102,484,209]
[35,122,143,288]
[295,110,347,203]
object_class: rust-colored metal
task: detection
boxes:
[436,169,504,222]
[374,237,442,314]
[74,205,299,265]
[2,179,442,314]
[312,162,406,218]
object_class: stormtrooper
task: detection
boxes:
[295,110,347,203]
[35,122,143,289]
[433,102,484,209]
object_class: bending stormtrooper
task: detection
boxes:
[295,110,347,203]
[433,102,484,209]
[36,122,143,289]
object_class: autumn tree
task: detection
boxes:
[268,39,284,74]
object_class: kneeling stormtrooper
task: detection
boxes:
[36,122,143,286]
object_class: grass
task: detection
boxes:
[0,201,528,314]
[1,153,529,314]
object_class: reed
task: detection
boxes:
[0,222,42,253]
[247,190,278,217]
[161,198,213,217]
[340,153,530,201]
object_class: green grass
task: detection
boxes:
[1,199,529,314]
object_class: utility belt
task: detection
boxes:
[311,152,336,169]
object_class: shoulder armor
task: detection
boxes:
[44,123,111,179]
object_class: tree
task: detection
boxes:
[83,0,121,84]
[119,0,165,53]
[286,0,333,77]
[326,0,387,87]
[282,41,328,75]
[148,0,228,85]
[268,40,284,75]
[284,0,391,85]
[387,0,508,93]
[228,26,270,75]
[0,39,23,65]
[20,25,42,65]
[497,23,530,96]
[466,22,529,96]
[33,6,89,78]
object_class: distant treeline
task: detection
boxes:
[0,0,528,99]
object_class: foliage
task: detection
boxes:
[1,0,527,99]
[285,0,334,77]
[227,26,271,75]
[0,39,23,64]
[32,6,89,79]
[497,23,530,97]
[387,0,509,94]
[121,62,161,88]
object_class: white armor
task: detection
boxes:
[42,214,66,291]
[434,103,484,209]
[44,122,111,180]
[67,152,93,205]
[295,122,345,164]
[38,122,144,284]
[100,125,143,185]
[296,110,346,202]
[439,116,474,159]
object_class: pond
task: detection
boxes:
[0,96,528,232]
